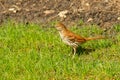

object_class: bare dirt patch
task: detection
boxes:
[0,0,120,28]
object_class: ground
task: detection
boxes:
[0,1,120,79]
[0,0,120,28]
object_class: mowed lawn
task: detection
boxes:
[0,21,120,80]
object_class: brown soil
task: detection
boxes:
[0,0,120,28]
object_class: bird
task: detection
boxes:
[55,22,105,57]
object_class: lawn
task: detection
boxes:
[0,21,120,80]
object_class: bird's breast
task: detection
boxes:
[58,32,79,47]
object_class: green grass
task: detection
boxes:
[0,21,120,80]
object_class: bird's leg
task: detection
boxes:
[72,47,76,58]
[73,47,76,55]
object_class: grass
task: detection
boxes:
[0,21,120,80]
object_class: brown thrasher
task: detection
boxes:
[55,22,105,56]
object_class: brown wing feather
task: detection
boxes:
[65,30,86,43]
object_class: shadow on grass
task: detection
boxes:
[76,46,95,55]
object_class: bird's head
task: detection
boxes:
[55,22,67,31]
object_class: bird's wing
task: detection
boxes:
[74,34,86,42]
[65,31,86,43]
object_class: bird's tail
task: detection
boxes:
[85,36,105,41]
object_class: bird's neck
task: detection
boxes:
[58,28,67,38]
[58,28,68,34]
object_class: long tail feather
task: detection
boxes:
[85,36,105,41]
